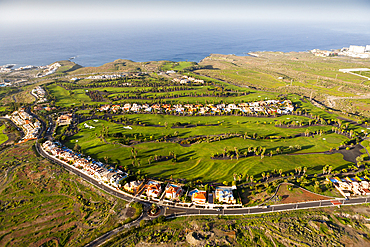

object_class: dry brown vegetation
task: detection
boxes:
[0,142,131,247]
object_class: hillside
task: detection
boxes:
[198,52,370,117]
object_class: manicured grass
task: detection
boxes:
[65,117,350,182]
[161,61,197,71]
[47,84,101,107]
[76,109,92,114]
[0,124,8,145]
[94,87,154,93]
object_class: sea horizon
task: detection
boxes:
[1,20,370,68]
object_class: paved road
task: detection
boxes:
[36,141,370,219]
[30,106,370,246]
[36,142,142,203]
[85,209,148,247]
[165,197,370,217]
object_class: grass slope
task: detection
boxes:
[65,117,350,182]
[0,124,8,145]
[0,142,128,247]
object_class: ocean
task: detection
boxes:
[1,21,369,68]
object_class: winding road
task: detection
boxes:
[8,82,368,246]
[35,141,370,247]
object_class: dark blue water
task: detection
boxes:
[1,21,369,67]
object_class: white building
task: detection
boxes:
[349,45,366,54]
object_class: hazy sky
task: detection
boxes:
[1,0,369,25]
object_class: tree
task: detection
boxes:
[303,167,307,175]
[279,169,283,177]
[205,184,209,192]
[328,166,332,174]
[356,156,364,163]
[73,143,81,153]
[297,166,302,176]
[151,203,158,214]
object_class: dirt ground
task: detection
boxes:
[276,183,333,204]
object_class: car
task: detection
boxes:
[216,208,221,211]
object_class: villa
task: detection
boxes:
[146,181,162,198]
[215,186,236,204]
[329,177,370,197]
[124,180,144,194]
[56,114,73,126]
[189,189,207,204]
[165,184,183,200]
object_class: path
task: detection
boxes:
[326,94,370,108]
[85,209,149,247]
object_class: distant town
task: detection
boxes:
[311,44,370,58]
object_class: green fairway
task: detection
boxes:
[0,124,8,145]
[47,84,101,107]
[47,66,369,183]
[65,117,350,182]
[161,61,197,71]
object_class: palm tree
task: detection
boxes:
[328,166,332,174]
[303,167,307,175]
[305,129,310,137]
[297,166,302,176]
[151,203,158,214]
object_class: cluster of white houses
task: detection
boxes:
[311,45,370,58]
[172,75,205,84]
[31,86,47,103]
[42,140,127,188]
[98,100,294,115]
[340,45,370,58]
[86,74,125,80]
[36,63,61,77]
[41,140,238,205]
[8,109,41,143]
[329,177,370,198]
